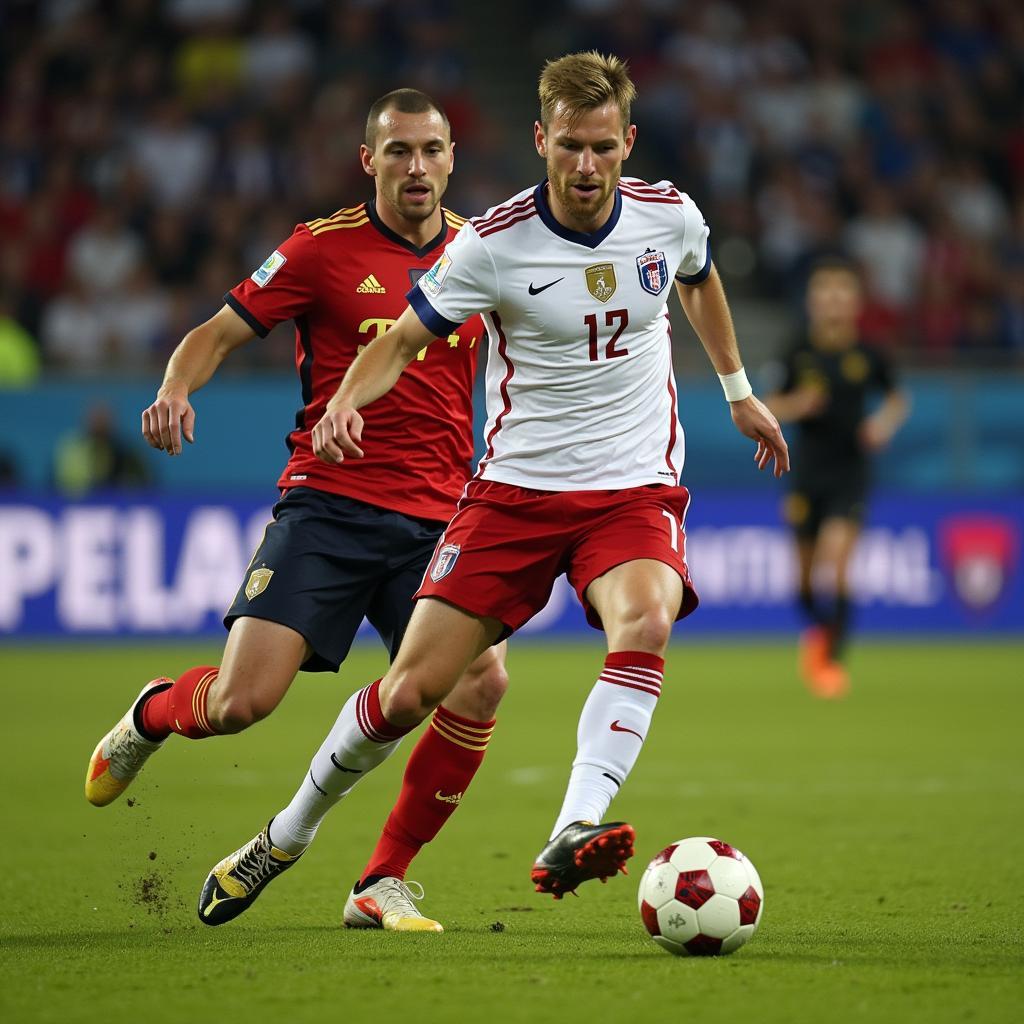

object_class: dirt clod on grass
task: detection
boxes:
[134,870,170,916]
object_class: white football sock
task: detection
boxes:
[270,682,409,856]
[550,653,663,839]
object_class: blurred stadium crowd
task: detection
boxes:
[0,0,1022,387]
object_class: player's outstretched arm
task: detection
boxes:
[860,388,910,451]
[764,387,827,423]
[674,268,789,478]
[142,304,255,456]
[313,305,436,464]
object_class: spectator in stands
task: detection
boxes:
[40,277,108,372]
[0,0,1018,376]
[944,157,1010,244]
[844,183,925,342]
[131,99,215,209]
[0,287,40,387]
[101,266,172,370]
[53,402,152,496]
[66,203,144,297]
[243,8,315,94]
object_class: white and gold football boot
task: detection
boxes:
[343,877,443,932]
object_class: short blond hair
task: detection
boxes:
[538,51,636,131]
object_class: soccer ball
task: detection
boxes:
[637,837,764,956]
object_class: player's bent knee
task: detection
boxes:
[612,605,675,654]
[207,699,256,734]
[379,672,442,727]
[207,689,276,734]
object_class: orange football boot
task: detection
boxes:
[798,626,830,692]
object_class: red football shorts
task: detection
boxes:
[415,479,699,634]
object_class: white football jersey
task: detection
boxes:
[408,177,711,491]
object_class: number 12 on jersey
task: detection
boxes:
[585,309,629,361]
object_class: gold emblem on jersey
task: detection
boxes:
[797,368,829,396]
[356,274,386,294]
[245,567,274,600]
[841,351,869,383]
[585,263,617,303]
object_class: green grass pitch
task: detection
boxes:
[1,640,1022,1023]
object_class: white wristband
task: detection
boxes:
[718,367,752,403]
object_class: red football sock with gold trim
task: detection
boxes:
[359,705,495,883]
[140,666,219,740]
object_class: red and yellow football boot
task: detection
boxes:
[85,677,173,806]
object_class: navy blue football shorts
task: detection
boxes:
[784,468,869,541]
[224,487,446,672]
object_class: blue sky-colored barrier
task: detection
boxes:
[1,370,1022,494]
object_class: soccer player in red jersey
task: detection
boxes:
[84,90,507,931]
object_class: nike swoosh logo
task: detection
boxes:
[434,790,463,804]
[354,896,383,922]
[330,754,362,773]
[610,720,643,740]
[89,752,111,782]
[528,277,564,295]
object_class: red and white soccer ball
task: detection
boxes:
[637,837,764,956]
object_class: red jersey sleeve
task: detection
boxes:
[225,224,319,336]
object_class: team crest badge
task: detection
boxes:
[430,543,461,583]
[245,567,274,600]
[636,249,669,295]
[585,263,616,303]
[940,516,1019,612]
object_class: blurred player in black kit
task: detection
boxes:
[766,260,908,698]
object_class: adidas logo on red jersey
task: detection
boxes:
[356,275,386,294]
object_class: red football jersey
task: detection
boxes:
[226,200,482,522]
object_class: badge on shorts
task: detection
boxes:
[245,567,274,600]
[429,543,461,582]
[636,248,669,295]
[585,263,616,302]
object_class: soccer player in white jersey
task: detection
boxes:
[202,52,788,925]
